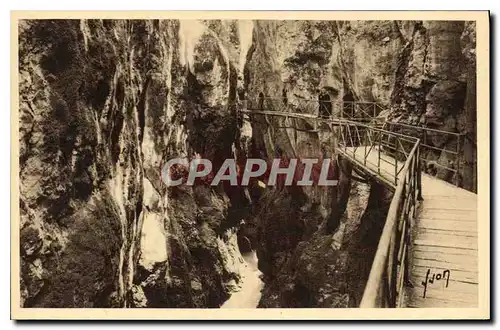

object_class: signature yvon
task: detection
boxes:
[422,269,451,298]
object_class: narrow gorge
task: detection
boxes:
[19,19,476,308]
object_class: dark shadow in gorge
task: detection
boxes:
[344,181,393,307]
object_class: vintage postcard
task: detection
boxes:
[11,11,490,320]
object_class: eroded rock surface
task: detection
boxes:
[19,19,249,308]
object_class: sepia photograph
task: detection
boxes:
[11,11,490,320]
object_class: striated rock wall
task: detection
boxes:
[19,19,250,308]
[390,21,476,190]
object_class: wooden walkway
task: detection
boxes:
[239,109,478,308]
[341,147,478,308]
[405,174,478,308]
[339,146,403,188]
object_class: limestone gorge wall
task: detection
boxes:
[19,19,249,308]
[19,19,476,308]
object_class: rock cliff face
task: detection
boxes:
[19,19,249,308]
[389,21,476,190]
[18,19,476,308]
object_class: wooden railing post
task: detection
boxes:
[364,127,368,166]
[416,143,423,201]
[456,134,461,187]
[414,156,418,205]
[378,132,381,175]
[394,139,398,185]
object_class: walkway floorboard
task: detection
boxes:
[341,147,478,308]
[406,174,478,308]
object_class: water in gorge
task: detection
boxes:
[221,251,264,308]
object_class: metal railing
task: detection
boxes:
[245,97,328,115]
[383,121,464,186]
[359,138,421,307]
[244,97,385,121]
[239,108,321,132]
[341,101,386,121]
[336,120,421,189]
[239,106,423,307]
[336,120,422,307]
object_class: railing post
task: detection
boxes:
[364,128,367,166]
[394,139,398,185]
[455,134,461,187]
[378,132,381,175]
[417,143,423,201]
[344,124,347,153]
[413,157,417,204]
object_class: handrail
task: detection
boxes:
[337,123,418,186]
[359,139,420,307]
[241,109,410,141]
[385,120,463,136]
[337,119,419,144]
[239,104,423,308]
[243,97,385,119]
[241,109,318,120]
[335,119,422,307]
[384,121,463,187]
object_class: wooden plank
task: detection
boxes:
[419,207,477,217]
[414,237,477,250]
[414,232,477,247]
[418,216,477,223]
[420,201,477,211]
[407,276,478,295]
[420,181,477,197]
[421,192,476,198]
[413,257,478,272]
[418,210,477,222]
[416,219,477,232]
[411,266,478,283]
[406,295,477,308]
[421,187,475,196]
[407,286,477,304]
[416,227,477,238]
[412,244,478,257]
[413,251,478,268]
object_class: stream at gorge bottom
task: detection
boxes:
[221,251,264,308]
